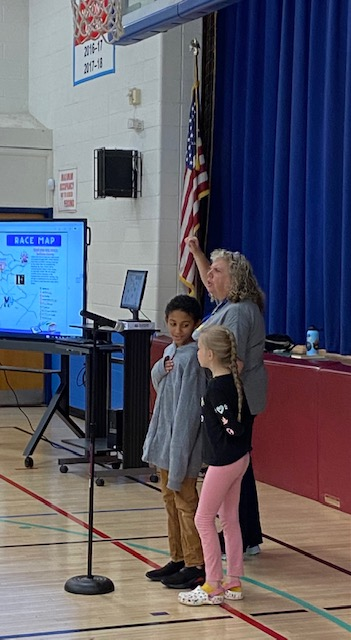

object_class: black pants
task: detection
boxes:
[239,413,262,549]
[239,456,262,549]
[219,413,263,553]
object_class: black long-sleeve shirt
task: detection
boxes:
[201,373,252,466]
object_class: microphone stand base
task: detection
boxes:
[64,574,115,595]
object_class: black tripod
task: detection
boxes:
[64,311,116,595]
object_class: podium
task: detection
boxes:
[58,320,155,475]
[119,322,155,467]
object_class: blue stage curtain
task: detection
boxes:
[207,0,351,354]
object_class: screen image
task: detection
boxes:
[120,270,147,318]
[0,218,87,340]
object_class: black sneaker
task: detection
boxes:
[145,560,185,582]
[161,565,205,589]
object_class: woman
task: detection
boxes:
[185,236,267,554]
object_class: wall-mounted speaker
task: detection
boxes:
[94,148,142,199]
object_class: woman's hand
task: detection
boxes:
[185,236,201,255]
[185,236,210,287]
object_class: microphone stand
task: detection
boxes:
[64,312,115,595]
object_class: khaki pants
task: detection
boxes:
[160,469,204,567]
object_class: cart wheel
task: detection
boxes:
[111,461,121,469]
[60,465,68,473]
[24,456,33,468]
[96,477,105,486]
[150,474,159,483]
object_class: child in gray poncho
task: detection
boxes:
[143,295,207,590]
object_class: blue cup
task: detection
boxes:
[306,326,319,356]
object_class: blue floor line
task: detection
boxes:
[242,576,351,633]
[127,543,351,634]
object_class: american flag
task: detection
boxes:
[179,76,209,295]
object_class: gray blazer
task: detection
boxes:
[193,299,267,415]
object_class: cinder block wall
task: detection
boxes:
[27,0,202,328]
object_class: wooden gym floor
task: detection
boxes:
[0,407,350,640]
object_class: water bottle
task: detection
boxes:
[306,326,319,356]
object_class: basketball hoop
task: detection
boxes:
[71,0,124,45]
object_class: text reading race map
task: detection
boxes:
[0,221,86,338]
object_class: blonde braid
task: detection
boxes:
[199,325,243,422]
[226,328,243,422]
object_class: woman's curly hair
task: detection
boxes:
[210,249,265,312]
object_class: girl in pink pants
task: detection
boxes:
[178,325,252,606]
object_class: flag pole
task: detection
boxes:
[178,38,209,295]
[190,40,200,171]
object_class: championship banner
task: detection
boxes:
[73,0,116,85]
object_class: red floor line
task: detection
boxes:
[0,472,288,640]
[221,603,288,640]
[0,473,158,568]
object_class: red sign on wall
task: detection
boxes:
[58,168,77,212]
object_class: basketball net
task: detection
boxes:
[71,0,124,45]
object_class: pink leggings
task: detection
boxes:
[195,453,250,584]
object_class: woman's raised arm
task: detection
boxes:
[185,236,210,288]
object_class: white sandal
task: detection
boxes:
[223,585,243,600]
[178,585,224,606]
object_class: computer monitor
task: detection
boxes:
[0,218,87,341]
[120,269,147,320]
